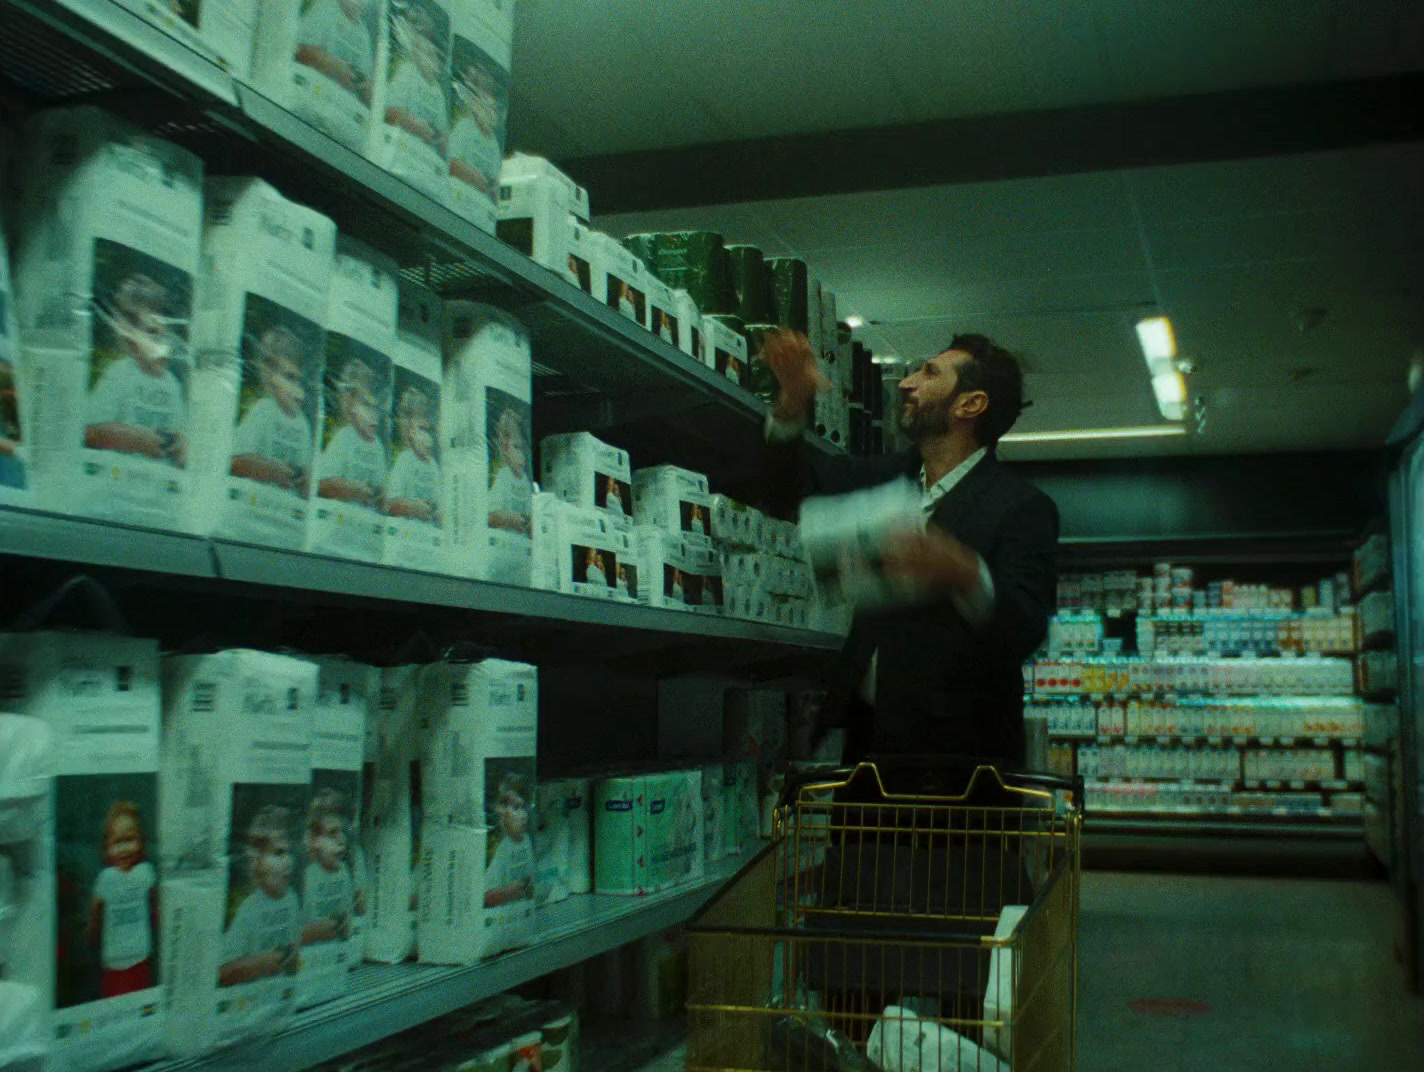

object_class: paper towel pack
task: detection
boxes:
[0,634,165,1072]
[703,315,748,386]
[441,302,533,584]
[252,0,384,151]
[362,665,420,964]
[186,177,336,549]
[383,280,447,571]
[533,778,591,907]
[367,0,453,200]
[654,770,703,891]
[868,1005,1009,1072]
[296,660,375,1009]
[532,495,637,602]
[445,6,511,234]
[798,476,925,607]
[632,465,713,545]
[159,650,315,1055]
[310,239,400,563]
[593,776,651,896]
[117,0,259,76]
[10,108,204,531]
[540,431,632,524]
[633,526,696,611]
[0,207,27,506]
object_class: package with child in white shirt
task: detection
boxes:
[702,314,748,386]
[0,204,29,507]
[632,464,714,546]
[384,280,447,572]
[367,0,453,199]
[445,6,511,233]
[0,633,165,1072]
[158,650,316,1055]
[532,495,637,602]
[592,232,649,329]
[252,0,383,152]
[185,177,336,549]
[441,302,533,585]
[686,543,725,616]
[362,665,421,964]
[117,0,259,77]
[9,108,203,532]
[296,660,374,1009]
[539,431,632,527]
[644,275,680,349]
[632,526,695,611]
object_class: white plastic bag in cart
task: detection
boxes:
[983,905,1030,1061]
[867,1005,1009,1072]
[0,981,48,1072]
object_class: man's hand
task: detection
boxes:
[881,524,983,592]
[761,329,829,422]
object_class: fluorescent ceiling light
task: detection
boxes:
[1151,369,1187,421]
[1136,316,1176,374]
[870,354,899,365]
[844,315,865,329]
[1000,425,1188,443]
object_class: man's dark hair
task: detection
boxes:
[945,333,1026,447]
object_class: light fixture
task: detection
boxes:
[1135,315,1176,375]
[844,315,865,329]
[1000,425,1188,444]
[1152,370,1187,421]
[870,354,900,365]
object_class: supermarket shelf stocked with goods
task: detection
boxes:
[0,0,844,490]
[1056,562,1353,618]
[1352,532,1391,600]
[1046,609,1357,658]
[1082,780,1365,827]
[1029,655,1358,698]
[152,848,762,1072]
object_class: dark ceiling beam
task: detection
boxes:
[560,73,1424,215]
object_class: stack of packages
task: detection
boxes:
[712,495,829,629]
[3,106,535,586]
[592,767,705,897]
[631,464,722,614]
[533,432,637,602]
[0,630,541,1068]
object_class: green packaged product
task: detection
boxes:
[620,231,732,314]
[744,323,781,403]
[768,257,810,334]
[725,244,772,324]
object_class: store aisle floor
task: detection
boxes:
[1079,871,1424,1072]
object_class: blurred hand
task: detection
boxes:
[761,329,829,421]
[881,524,983,591]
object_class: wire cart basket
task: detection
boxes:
[687,760,1082,1072]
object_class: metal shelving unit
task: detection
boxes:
[153,848,762,1072]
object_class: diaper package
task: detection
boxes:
[533,777,591,907]
[0,981,48,1072]
[367,0,454,200]
[441,302,533,585]
[383,280,447,571]
[362,665,421,964]
[118,0,259,76]
[297,660,375,1009]
[310,239,400,563]
[632,465,713,545]
[593,233,649,329]
[495,155,592,282]
[703,314,748,387]
[0,207,27,505]
[645,275,679,349]
[686,543,725,616]
[539,431,632,525]
[159,650,316,1055]
[674,289,703,362]
[634,526,695,610]
[532,495,637,602]
[186,177,337,549]
[0,633,165,1072]
[445,4,512,233]
[593,775,651,896]
[10,108,204,531]
[252,0,384,151]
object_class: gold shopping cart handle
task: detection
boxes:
[795,760,1058,807]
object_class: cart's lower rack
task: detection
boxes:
[152,847,760,1072]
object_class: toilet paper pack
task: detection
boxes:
[652,770,703,891]
[0,208,27,506]
[362,665,421,964]
[634,526,695,610]
[186,177,336,549]
[366,0,453,199]
[11,108,203,531]
[445,8,511,234]
[631,465,713,545]
[0,633,165,1072]
[593,776,651,896]
[532,496,636,602]
[384,280,447,572]
[533,778,591,907]
[798,476,925,607]
[703,315,748,386]
[117,0,259,76]
[158,650,316,1055]
[252,0,384,152]
[418,659,538,958]
[441,303,534,585]
[310,240,400,563]
[593,233,649,329]
[540,431,632,525]
[297,660,375,1009]
[699,763,725,868]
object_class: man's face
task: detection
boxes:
[106,814,143,872]
[497,789,528,840]
[898,349,977,441]
[253,834,294,899]
[309,817,347,873]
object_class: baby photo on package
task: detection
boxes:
[483,757,534,952]
[218,785,308,992]
[295,0,379,109]
[383,0,450,155]
[317,338,391,516]
[85,240,192,473]
[596,473,631,517]
[384,365,441,526]
[572,545,618,592]
[448,32,508,199]
[232,296,323,501]
[486,388,532,536]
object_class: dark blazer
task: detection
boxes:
[769,440,1059,764]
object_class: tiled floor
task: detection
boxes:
[1078,872,1424,1072]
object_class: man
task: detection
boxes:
[762,329,1058,765]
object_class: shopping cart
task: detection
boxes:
[687,760,1081,1072]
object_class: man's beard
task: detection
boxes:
[898,396,953,441]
